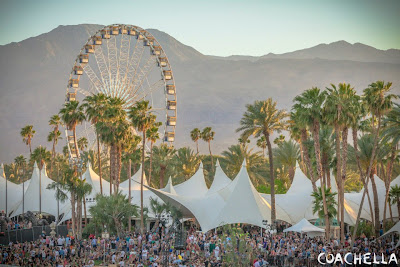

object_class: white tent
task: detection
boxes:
[0,169,23,215]
[12,162,70,217]
[0,163,5,178]
[161,177,177,194]
[206,159,232,195]
[283,218,325,237]
[380,220,400,248]
[174,162,209,197]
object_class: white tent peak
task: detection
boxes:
[41,163,48,177]
[120,164,148,190]
[33,161,39,170]
[174,161,208,197]
[161,177,177,194]
[283,218,325,236]
[207,160,231,195]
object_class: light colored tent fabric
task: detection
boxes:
[0,163,5,178]
[0,171,23,215]
[380,220,400,248]
[283,218,325,237]
[161,177,177,194]
[119,165,148,191]
[206,160,232,195]
[174,162,209,197]
[12,163,70,217]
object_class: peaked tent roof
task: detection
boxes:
[286,162,313,195]
[174,162,209,197]
[211,161,291,230]
[206,160,232,195]
[283,218,325,234]
[161,177,177,194]
[12,163,70,217]
[381,220,400,247]
[119,164,148,191]
[83,162,110,197]
[0,170,22,215]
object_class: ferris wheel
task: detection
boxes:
[64,24,177,163]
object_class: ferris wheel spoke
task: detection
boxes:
[130,55,157,92]
[82,64,104,94]
[94,44,111,95]
[117,33,131,84]
[75,87,92,97]
[107,36,119,97]
[134,79,165,102]
[125,43,145,87]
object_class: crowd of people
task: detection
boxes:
[1,224,400,266]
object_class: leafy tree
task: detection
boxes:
[312,187,337,223]
[129,100,157,234]
[146,123,161,186]
[190,128,201,154]
[256,136,267,157]
[48,115,62,159]
[173,147,200,182]
[30,146,51,169]
[20,125,35,154]
[389,185,400,219]
[89,192,139,236]
[77,137,88,152]
[14,155,27,183]
[273,140,299,182]
[237,98,288,221]
[152,144,176,188]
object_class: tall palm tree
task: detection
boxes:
[152,144,176,188]
[75,178,92,238]
[352,81,397,237]
[324,83,357,243]
[48,115,62,158]
[256,136,267,157]
[20,125,35,155]
[381,104,400,225]
[311,187,337,225]
[30,146,51,169]
[77,137,88,152]
[129,100,157,234]
[59,101,86,159]
[190,128,201,154]
[14,155,26,183]
[146,124,161,186]
[273,140,300,182]
[201,127,215,167]
[83,93,108,195]
[293,88,330,238]
[236,98,288,221]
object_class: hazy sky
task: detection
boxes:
[1,0,399,56]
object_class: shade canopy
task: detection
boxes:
[283,218,325,237]
[174,162,209,197]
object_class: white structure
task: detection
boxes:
[283,218,325,237]
[119,164,148,191]
[0,167,22,215]
[161,177,177,194]
[206,160,232,195]
[12,163,70,218]
[381,220,400,248]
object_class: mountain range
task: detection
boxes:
[0,24,399,162]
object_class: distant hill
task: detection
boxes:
[0,24,399,162]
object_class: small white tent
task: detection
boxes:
[206,160,232,195]
[283,218,325,237]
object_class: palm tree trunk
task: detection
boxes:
[29,139,32,154]
[208,140,213,168]
[141,131,146,234]
[264,131,276,221]
[312,120,330,239]
[71,194,76,236]
[333,123,342,242]
[196,140,199,154]
[370,169,380,235]
[352,116,382,243]
[288,167,295,182]
[97,133,103,195]
[160,165,166,188]
[128,159,132,232]
[383,145,396,226]
[116,145,122,192]
[149,142,153,186]
[326,165,331,189]
[83,197,87,227]
[73,127,80,159]
[340,126,349,244]
[300,129,317,192]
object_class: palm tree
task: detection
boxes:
[201,127,215,167]
[173,147,200,181]
[59,101,86,159]
[146,123,161,186]
[389,185,400,218]
[236,98,288,221]
[382,104,400,225]
[324,83,358,243]
[273,140,300,182]
[149,197,167,231]
[96,97,132,193]
[190,128,201,154]
[311,187,337,225]
[293,88,330,238]
[353,81,397,237]
[30,146,51,169]
[83,93,108,195]
[256,136,267,157]
[77,137,88,152]
[152,144,176,188]
[20,125,35,154]
[48,115,62,158]
[220,144,267,187]
[75,178,92,238]
[129,100,157,234]
[14,155,26,183]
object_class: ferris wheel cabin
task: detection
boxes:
[68,79,79,88]
[158,57,168,67]
[93,36,102,45]
[73,66,83,75]
[144,37,155,46]
[152,46,162,56]
[163,70,172,80]
[79,54,89,63]
[66,92,76,102]
[164,132,175,142]
[167,116,176,126]
[167,100,177,110]
[166,85,175,95]
[120,26,128,34]
[85,44,95,53]
[111,26,119,35]
[101,30,111,39]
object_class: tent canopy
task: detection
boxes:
[283,218,325,235]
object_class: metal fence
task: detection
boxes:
[0,225,68,245]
